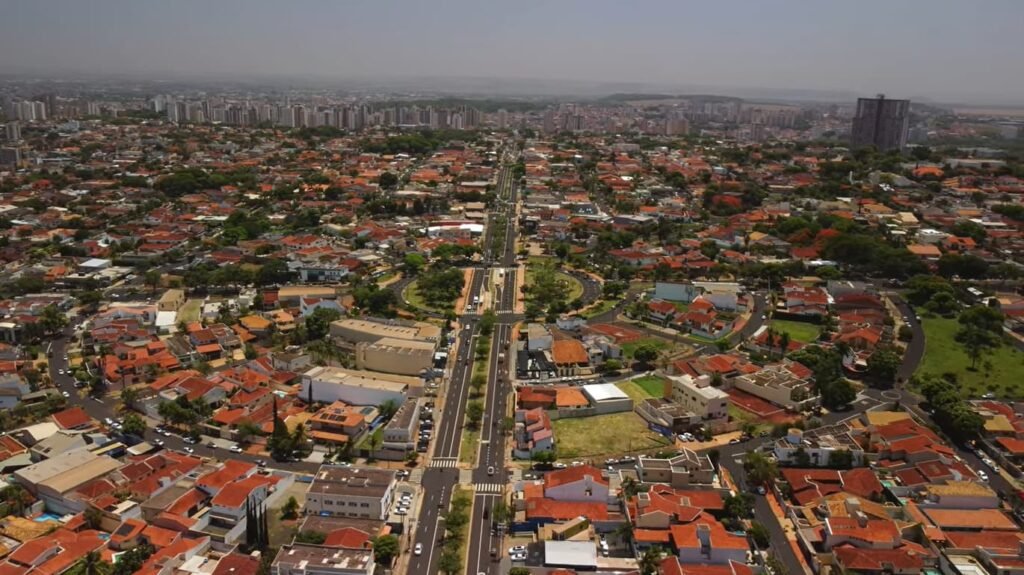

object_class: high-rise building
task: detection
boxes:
[0,147,21,167]
[4,121,21,143]
[851,94,910,152]
[496,108,508,129]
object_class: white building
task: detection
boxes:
[668,374,730,421]
[301,366,411,407]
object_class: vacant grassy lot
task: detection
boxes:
[768,319,821,343]
[632,375,670,398]
[727,404,773,435]
[621,337,672,359]
[178,299,202,323]
[616,381,652,402]
[918,315,1024,399]
[553,412,672,459]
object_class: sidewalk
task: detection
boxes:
[765,490,813,575]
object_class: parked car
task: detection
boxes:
[414,543,422,556]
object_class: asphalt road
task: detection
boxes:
[410,149,519,575]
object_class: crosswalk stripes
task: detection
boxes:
[430,458,458,468]
[473,483,504,494]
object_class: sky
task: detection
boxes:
[3,0,1024,103]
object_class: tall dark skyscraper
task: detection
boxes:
[851,94,910,152]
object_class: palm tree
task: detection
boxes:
[778,332,791,358]
[639,546,664,575]
[67,551,112,575]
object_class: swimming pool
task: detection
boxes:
[33,512,63,523]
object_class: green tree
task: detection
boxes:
[632,343,660,366]
[378,399,400,420]
[144,269,162,292]
[466,400,484,428]
[371,534,400,565]
[120,413,146,437]
[237,420,263,444]
[67,551,112,575]
[748,520,771,549]
[377,172,399,189]
[403,253,426,275]
[305,307,342,340]
[438,549,461,575]
[470,373,486,397]
[84,506,104,530]
[743,451,779,486]
[866,346,902,385]
[639,546,664,575]
[281,496,299,520]
[39,304,68,335]
[120,387,140,412]
[955,305,1004,369]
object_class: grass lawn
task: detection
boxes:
[553,412,672,459]
[632,375,670,398]
[918,315,1024,399]
[524,267,584,302]
[178,299,202,323]
[459,428,479,465]
[583,299,618,319]
[402,279,450,314]
[727,404,773,435]
[621,337,672,359]
[616,381,653,402]
[357,426,383,451]
[769,319,821,343]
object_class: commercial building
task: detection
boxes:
[329,318,440,346]
[851,95,910,152]
[580,383,633,414]
[304,466,397,520]
[354,337,435,376]
[668,374,730,421]
[380,398,421,451]
[301,366,411,406]
[272,544,375,575]
[14,451,122,514]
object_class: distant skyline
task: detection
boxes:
[4,0,1024,105]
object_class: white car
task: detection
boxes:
[508,546,527,555]
[184,446,195,454]
[414,543,422,556]
[977,470,989,482]
[61,391,70,398]
[394,509,407,516]
[510,552,527,562]
[58,369,65,376]
[229,445,243,453]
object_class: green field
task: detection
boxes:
[918,315,1024,399]
[616,381,653,402]
[621,337,672,359]
[583,299,619,319]
[768,319,821,343]
[632,375,670,398]
[178,299,202,323]
[553,412,672,459]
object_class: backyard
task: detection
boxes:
[768,319,821,343]
[553,411,672,459]
[918,315,1024,399]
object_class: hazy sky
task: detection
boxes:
[4,0,1024,103]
